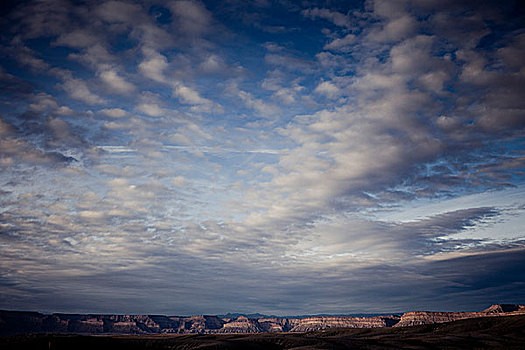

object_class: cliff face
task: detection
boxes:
[258,317,292,332]
[217,316,263,333]
[1,304,523,335]
[288,316,400,332]
[0,312,220,335]
[394,311,481,327]
[394,304,525,327]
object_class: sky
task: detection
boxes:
[0,0,524,316]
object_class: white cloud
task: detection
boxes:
[100,108,127,118]
[172,176,186,187]
[372,0,409,19]
[390,35,434,74]
[173,83,211,106]
[324,34,356,52]
[168,0,212,37]
[261,70,305,105]
[29,92,61,112]
[264,52,314,72]
[428,11,489,50]
[418,70,450,93]
[199,54,226,73]
[68,44,116,70]
[302,8,352,29]
[227,83,279,117]
[314,81,341,99]
[95,1,143,24]
[62,78,105,104]
[10,0,73,39]
[133,23,175,50]
[272,88,296,104]
[136,103,164,117]
[367,15,418,42]
[138,50,169,83]
[99,69,135,94]
[54,30,99,49]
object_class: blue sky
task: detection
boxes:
[0,0,524,315]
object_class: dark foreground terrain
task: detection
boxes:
[1,314,524,349]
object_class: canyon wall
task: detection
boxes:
[1,304,524,335]
[394,304,525,327]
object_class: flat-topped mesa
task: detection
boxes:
[217,316,263,333]
[394,304,525,328]
[394,311,482,328]
[289,316,401,332]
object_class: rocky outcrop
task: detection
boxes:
[394,311,479,327]
[217,316,263,333]
[288,316,400,332]
[1,304,523,335]
[483,304,525,314]
[258,317,292,332]
[175,315,224,333]
[394,304,525,327]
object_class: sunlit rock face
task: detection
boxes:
[1,305,524,335]
[288,316,401,332]
[394,304,525,327]
[217,316,263,333]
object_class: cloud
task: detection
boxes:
[302,8,352,29]
[138,49,169,83]
[199,54,226,73]
[261,69,305,105]
[99,69,135,94]
[68,44,117,71]
[173,83,215,108]
[62,78,105,104]
[367,14,418,42]
[136,102,164,117]
[100,108,127,118]
[5,37,51,72]
[95,0,143,25]
[226,82,280,117]
[8,0,73,39]
[29,92,72,115]
[264,45,315,73]
[168,0,213,37]
[323,33,356,52]
[54,29,99,49]
[0,117,78,168]
[226,0,524,239]
[314,80,341,99]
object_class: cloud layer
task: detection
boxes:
[0,0,524,315]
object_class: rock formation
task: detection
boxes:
[1,304,523,335]
[394,304,525,327]
[217,316,263,333]
[288,316,400,332]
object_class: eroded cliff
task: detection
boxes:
[1,304,523,335]
[394,304,525,327]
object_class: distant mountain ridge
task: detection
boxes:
[1,304,524,335]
